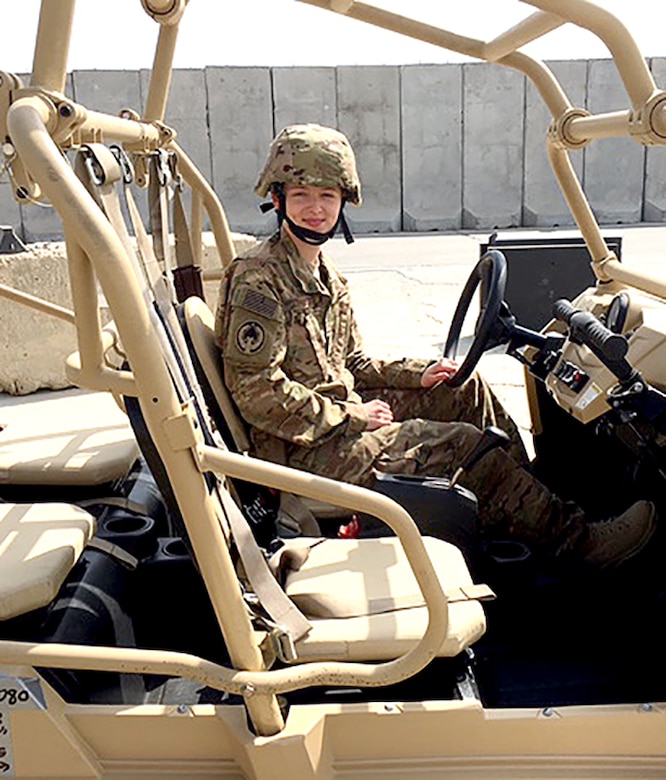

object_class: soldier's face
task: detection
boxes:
[277,185,343,234]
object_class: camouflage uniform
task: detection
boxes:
[215,229,587,555]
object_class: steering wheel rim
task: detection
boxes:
[443,249,507,387]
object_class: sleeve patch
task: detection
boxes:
[235,320,266,355]
[241,289,278,319]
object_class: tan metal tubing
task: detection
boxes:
[299,0,660,141]
[524,0,658,108]
[169,139,236,266]
[30,0,75,92]
[143,0,178,12]
[0,642,253,695]
[565,103,666,144]
[485,11,564,62]
[143,23,180,123]
[500,50,571,119]
[0,453,451,697]
[299,2,573,121]
[141,0,188,26]
[297,0,618,280]
[77,109,163,147]
[547,141,613,268]
[65,238,105,377]
[7,92,163,148]
[65,331,137,397]
[191,190,203,266]
[7,94,283,736]
[63,238,137,396]
[0,282,75,324]
[197,444,450,668]
[0,453,453,697]
[653,101,666,139]
[0,629,450,697]
[597,259,666,301]
[299,0,485,60]
[565,109,631,142]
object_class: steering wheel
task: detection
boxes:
[443,249,508,387]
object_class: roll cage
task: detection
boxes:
[0,0,665,749]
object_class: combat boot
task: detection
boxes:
[575,500,657,569]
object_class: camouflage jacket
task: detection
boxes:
[215,230,429,461]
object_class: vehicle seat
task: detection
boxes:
[180,296,251,453]
[284,536,488,661]
[171,298,487,662]
[181,296,346,521]
[0,502,95,620]
[0,389,139,487]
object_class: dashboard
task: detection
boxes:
[542,285,666,424]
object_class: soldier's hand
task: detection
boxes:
[420,357,459,388]
[363,399,394,431]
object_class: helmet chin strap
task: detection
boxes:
[260,187,355,245]
[284,213,334,245]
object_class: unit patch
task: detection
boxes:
[236,321,266,355]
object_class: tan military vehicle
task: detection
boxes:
[0,0,665,776]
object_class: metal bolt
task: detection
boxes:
[242,683,256,698]
[640,703,653,713]
[542,707,554,718]
[176,704,188,714]
[59,104,73,118]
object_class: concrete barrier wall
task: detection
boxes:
[0,232,256,394]
[3,58,666,241]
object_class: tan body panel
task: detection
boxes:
[5,686,666,779]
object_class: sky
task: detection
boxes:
[1,0,665,73]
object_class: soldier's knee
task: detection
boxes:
[455,421,484,441]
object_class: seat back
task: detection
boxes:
[181,296,284,545]
[181,296,252,454]
[181,296,350,529]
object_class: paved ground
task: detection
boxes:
[325,224,666,456]
[4,223,666,462]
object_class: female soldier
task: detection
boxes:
[215,123,654,568]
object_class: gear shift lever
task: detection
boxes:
[449,426,511,488]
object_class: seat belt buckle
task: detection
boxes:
[83,148,106,185]
[110,144,135,184]
[155,148,171,186]
[270,627,298,664]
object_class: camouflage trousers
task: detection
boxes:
[287,372,587,555]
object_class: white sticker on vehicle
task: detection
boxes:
[0,676,46,777]
[575,383,601,411]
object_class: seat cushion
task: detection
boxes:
[287,537,487,661]
[0,389,138,485]
[0,503,95,620]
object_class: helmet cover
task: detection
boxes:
[255,123,361,205]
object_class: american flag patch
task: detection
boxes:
[242,289,278,318]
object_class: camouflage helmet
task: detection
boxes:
[255,124,361,205]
